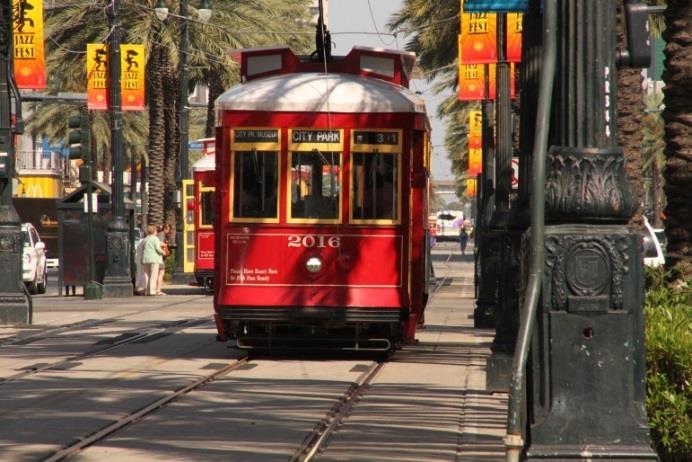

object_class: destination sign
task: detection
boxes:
[353,131,399,146]
[291,129,340,144]
[234,129,279,143]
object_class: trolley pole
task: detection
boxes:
[523,0,657,458]
[0,0,30,324]
[102,0,133,297]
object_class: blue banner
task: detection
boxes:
[463,0,529,12]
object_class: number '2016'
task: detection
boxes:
[287,235,340,248]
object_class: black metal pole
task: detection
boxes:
[523,0,656,459]
[0,0,29,323]
[473,64,498,329]
[103,0,133,297]
[486,12,522,393]
[172,0,191,283]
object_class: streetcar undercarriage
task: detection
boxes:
[216,307,407,351]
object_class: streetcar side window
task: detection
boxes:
[199,189,215,227]
[290,151,341,220]
[232,150,279,219]
[351,152,398,221]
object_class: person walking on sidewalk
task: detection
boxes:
[459,227,469,256]
[141,224,164,296]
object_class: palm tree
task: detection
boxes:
[616,0,646,226]
[661,0,692,281]
[33,0,312,229]
[388,1,471,194]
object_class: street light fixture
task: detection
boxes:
[155,0,212,283]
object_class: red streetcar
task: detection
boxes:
[191,153,215,287]
[213,46,432,350]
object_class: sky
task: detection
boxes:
[328,0,455,182]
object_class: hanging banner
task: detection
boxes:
[466,178,478,198]
[462,0,529,12]
[469,110,483,139]
[121,44,145,111]
[468,145,482,176]
[468,110,482,176]
[12,0,46,89]
[458,63,486,101]
[87,44,109,110]
[459,2,497,64]
[459,13,498,64]
[507,13,523,63]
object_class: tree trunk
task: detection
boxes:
[163,66,179,244]
[147,44,166,227]
[205,72,225,138]
[662,0,692,280]
[616,0,645,227]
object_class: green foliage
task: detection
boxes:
[645,267,692,461]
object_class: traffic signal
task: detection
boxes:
[67,110,91,161]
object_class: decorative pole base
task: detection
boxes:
[0,205,30,324]
[102,222,133,298]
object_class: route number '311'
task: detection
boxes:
[287,235,341,248]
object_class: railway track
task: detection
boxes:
[291,360,385,462]
[41,356,251,462]
[0,296,209,348]
[0,315,212,384]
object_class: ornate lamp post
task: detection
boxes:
[0,0,29,322]
[103,0,134,297]
[155,0,212,284]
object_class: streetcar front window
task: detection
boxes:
[352,152,398,221]
[290,151,340,220]
[233,150,279,219]
[200,189,215,226]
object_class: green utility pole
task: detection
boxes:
[102,0,133,297]
[0,0,30,324]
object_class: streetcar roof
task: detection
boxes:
[192,154,215,172]
[215,72,427,114]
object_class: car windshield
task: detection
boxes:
[21,230,30,247]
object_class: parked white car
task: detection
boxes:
[642,217,665,268]
[22,223,48,294]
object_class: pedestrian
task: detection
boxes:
[134,229,148,295]
[459,226,469,256]
[156,223,172,295]
[141,224,164,296]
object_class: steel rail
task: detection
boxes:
[291,361,385,462]
[0,317,212,384]
[41,356,251,462]
[0,296,208,347]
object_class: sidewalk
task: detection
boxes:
[320,246,509,461]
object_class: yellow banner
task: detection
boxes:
[469,110,482,139]
[468,146,482,176]
[121,44,145,111]
[466,178,478,198]
[87,44,109,110]
[507,13,523,63]
[12,0,46,89]
[459,1,497,64]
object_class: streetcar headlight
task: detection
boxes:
[306,256,323,273]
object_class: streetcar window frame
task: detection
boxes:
[287,128,344,224]
[230,149,280,223]
[229,128,281,224]
[287,150,342,224]
[349,129,402,225]
[198,185,216,229]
